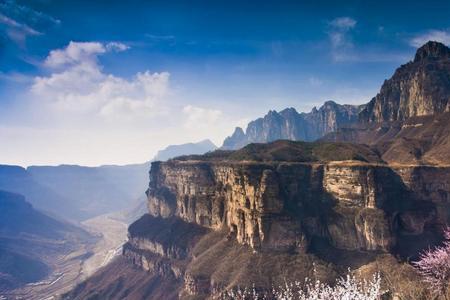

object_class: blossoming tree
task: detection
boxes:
[414,227,450,300]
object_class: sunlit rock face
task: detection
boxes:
[360,41,450,124]
[147,161,305,252]
[145,160,447,253]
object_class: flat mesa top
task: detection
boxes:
[169,140,383,164]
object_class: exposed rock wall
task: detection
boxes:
[146,160,447,253]
[147,161,306,251]
[360,41,450,124]
[393,166,450,223]
[118,156,450,299]
[115,160,450,300]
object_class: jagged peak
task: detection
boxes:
[414,41,450,62]
[266,109,279,116]
[323,100,338,106]
[279,107,299,115]
[232,127,244,136]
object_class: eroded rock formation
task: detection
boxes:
[117,146,449,299]
[67,42,450,300]
[222,101,364,150]
[361,41,450,123]
[144,158,447,252]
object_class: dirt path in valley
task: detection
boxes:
[80,214,128,278]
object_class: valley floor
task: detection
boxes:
[3,214,128,300]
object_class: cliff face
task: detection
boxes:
[222,101,363,150]
[360,41,450,124]
[144,160,444,253]
[67,42,450,299]
[323,42,450,165]
[108,154,449,299]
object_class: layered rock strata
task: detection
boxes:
[360,41,450,123]
[144,160,446,253]
[119,157,449,299]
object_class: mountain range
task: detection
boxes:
[0,139,217,295]
[324,41,450,165]
[222,101,364,150]
[0,139,217,222]
[64,41,450,300]
[221,41,450,154]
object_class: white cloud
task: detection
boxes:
[181,105,243,146]
[44,41,106,68]
[0,13,40,35]
[0,0,59,45]
[410,30,450,48]
[2,41,248,165]
[106,42,130,52]
[43,41,128,68]
[329,17,356,30]
[327,17,357,62]
[32,41,169,118]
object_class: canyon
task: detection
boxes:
[64,41,450,300]
[0,140,217,298]
[66,141,450,299]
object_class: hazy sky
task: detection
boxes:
[1,0,450,166]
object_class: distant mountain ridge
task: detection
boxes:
[0,165,83,220]
[152,139,217,161]
[27,163,150,221]
[64,41,450,300]
[222,101,364,150]
[0,140,218,222]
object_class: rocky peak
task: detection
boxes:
[221,102,361,150]
[360,41,450,123]
[322,100,338,107]
[279,107,298,117]
[414,41,450,62]
[221,127,246,150]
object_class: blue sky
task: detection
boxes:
[1,0,450,166]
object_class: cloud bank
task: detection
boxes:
[32,41,169,118]
[2,40,243,166]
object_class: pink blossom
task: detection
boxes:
[413,227,450,299]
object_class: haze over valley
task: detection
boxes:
[2,1,450,300]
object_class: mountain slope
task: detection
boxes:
[64,41,450,300]
[27,163,150,220]
[0,165,84,220]
[325,41,450,165]
[26,140,217,221]
[222,101,363,150]
[360,41,450,123]
[0,190,92,291]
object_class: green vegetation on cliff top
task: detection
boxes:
[174,140,383,163]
